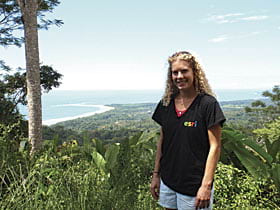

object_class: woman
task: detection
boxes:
[150,51,226,210]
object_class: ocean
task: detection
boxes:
[18,89,265,125]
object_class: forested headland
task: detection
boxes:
[44,98,269,143]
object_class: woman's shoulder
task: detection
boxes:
[157,96,175,108]
[199,93,218,105]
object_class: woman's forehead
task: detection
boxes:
[171,59,192,70]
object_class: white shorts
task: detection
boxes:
[159,179,214,210]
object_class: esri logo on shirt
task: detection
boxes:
[183,121,198,127]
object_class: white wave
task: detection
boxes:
[53,104,106,108]
[43,105,114,126]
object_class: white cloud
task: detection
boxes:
[209,35,228,43]
[207,13,269,24]
[210,13,244,19]
[208,31,262,43]
[240,15,268,21]
[218,19,230,24]
[207,13,244,24]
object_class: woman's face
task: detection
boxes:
[171,59,195,91]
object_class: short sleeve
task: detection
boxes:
[152,101,164,126]
[205,101,226,129]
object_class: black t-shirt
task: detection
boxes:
[152,93,226,196]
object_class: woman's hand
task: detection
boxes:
[150,174,160,200]
[195,185,211,209]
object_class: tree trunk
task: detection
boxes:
[17,0,42,154]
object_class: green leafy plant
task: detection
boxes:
[215,163,280,209]
[221,127,280,193]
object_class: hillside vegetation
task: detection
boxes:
[1,86,280,209]
[44,99,259,144]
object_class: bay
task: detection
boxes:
[18,89,265,125]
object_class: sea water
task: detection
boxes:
[18,89,265,125]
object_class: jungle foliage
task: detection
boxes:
[1,124,279,209]
[245,85,280,127]
[1,86,280,209]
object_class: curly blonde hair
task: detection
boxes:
[162,51,215,106]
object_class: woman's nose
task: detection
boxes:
[177,71,183,78]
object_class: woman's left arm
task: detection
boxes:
[195,123,222,209]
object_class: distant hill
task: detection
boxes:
[52,99,270,130]
[43,98,270,143]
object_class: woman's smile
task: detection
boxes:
[171,60,194,91]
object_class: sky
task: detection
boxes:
[1,0,280,90]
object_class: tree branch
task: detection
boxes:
[16,0,25,14]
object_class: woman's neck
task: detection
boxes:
[178,87,197,99]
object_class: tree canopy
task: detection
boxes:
[0,65,62,125]
[245,85,280,126]
[0,0,62,47]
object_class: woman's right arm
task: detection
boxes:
[150,128,163,200]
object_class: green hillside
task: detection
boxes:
[2,87,280,209]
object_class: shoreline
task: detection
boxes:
[43,105,114,126]
[36,96,265,126]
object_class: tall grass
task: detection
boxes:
[1,129,279,209]
[0,136,160,210]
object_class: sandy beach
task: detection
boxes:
[43,105,114,126]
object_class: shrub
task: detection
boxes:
[1,131,279,209]
[214,163,280,209]
[0,134,161,210]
